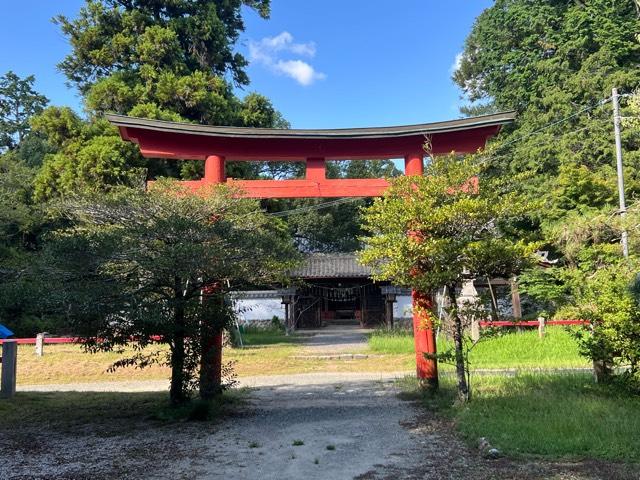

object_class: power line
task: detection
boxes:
[474,117,610,167]
[268,196,363,217]
[488,97,612,155]
[266,96,618,217]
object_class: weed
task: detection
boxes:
[292,439,304,446]
[326,444,336,451]
[401,373,640,462]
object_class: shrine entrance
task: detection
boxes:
[108,111,515,386]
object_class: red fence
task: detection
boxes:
[0,337,76,345]
[478,320,588,328]
[0,335,164,345]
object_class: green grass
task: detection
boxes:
[236,326,300,346]
[369,326,589,369]
[0,390,245,433]
[400,374,640,462]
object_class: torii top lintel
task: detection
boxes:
[107,111,515,198]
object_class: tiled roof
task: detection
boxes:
[291,253,371,279]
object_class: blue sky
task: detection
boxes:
[0,0,492,128]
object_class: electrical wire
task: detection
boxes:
[488,97,612,154]
[268,196,363,217]
[474,117,611,167]
[264,95,619,217]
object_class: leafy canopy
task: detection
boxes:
[359,156,535,292]
[454,0,640,231]
[0,71,48,150]
[33,0,288,199]
[40,181,298,403]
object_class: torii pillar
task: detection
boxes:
[405,152,439,387]
[106,110,515,392]
[203,155,225,395]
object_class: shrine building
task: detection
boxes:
[107,110,515,384]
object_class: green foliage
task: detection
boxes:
[37,181,298,403]
[0,153,52,335]
[454,0,640,233]
[454,0,640,112]
[415,374,640,462]
[360,156,535,292]
[360,155,535,400]
[557,262,640,385]
[55,0,270,93]
[29,0,288,199]
[266,159,401,252]
[34,123,146,200]
[0,71,48,150]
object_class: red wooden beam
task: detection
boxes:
[153,178,390,198]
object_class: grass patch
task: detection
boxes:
[369,326,589,369]
[0,389,245,432]
[237,326,301,346]
[400,373,640,462]
[292,439,305,446]
[15,343,172,385]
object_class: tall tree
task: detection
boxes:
[56,0,269,95]
[0,71,48,151]
[453,0,640,233]
[359,156,534,401]
[35,0,287,198]
[41,181,298,404]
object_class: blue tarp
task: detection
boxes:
[0,324,14,339]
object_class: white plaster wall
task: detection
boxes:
[233,298,285,322]
[394,295,413,319]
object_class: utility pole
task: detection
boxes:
[612,88,629,258]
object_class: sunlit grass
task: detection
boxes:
[369,326,590,369]
[400,373,640,462]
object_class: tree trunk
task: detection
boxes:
[447,286,470,402]
[170,277,187,406]
[593,357,612,383]
[199,325,223,400]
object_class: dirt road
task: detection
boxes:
[4,375,637,479]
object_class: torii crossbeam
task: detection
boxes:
[108,111,515,385]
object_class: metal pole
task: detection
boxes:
[612,88,629,258]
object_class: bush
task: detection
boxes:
[557,263,640,388]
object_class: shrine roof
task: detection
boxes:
[105,111,516,141]
[290,253,372,279]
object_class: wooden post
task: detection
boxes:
[470,319,480,342]
[0,340,17,399]
[538,316,546,338]
[510,277,522,320]
[384,295,396,329]
[35,333,46,357]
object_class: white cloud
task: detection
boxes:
[450,52,463,74]
[274,60,326,86]
[249,31,325,86]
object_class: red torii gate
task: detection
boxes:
[107,111,515,386]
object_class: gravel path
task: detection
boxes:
[300,326,372,354]
[6,376,637,479]
[5,328,638,479]
[17,371,412,392]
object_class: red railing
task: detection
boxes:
[479,320,589,328]
[0,335,164,345]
